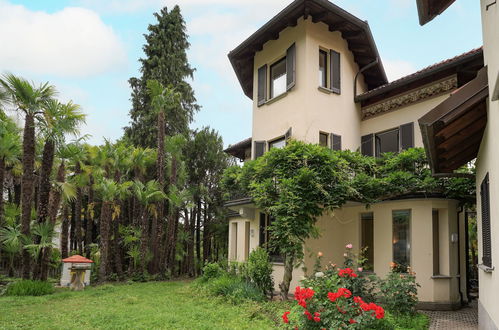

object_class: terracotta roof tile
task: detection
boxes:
[62,255,93,263]
[359,47,483,100]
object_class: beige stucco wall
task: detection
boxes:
[251,17,366,154]
[360,92,451,148]
[229,198,462,304]
[476,1,499,328]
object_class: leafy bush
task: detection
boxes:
[206,275,265,304]
[302,245,376,303]
[201,262,224,282]
[246,247,274,297]
[4,280,55,296]
[282,286,384,329]
[374,311,429,330]
[377,266,419,315]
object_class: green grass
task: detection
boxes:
[4,280,55,296]
[0,281,276,329]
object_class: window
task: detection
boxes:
[254,141,266,159]
[375,128,399,156]
[269,137,285,149]
[367,122,414,157]
[432,210,440,275]
[361,213,374,271]
[481,173,492,268]
[393,210,411,268]
[270,58,287,98]
[259,213,283,262]
[230,222,238,260]
[319,132,329,147]
[331,134,342,151]
[319,50,327,88]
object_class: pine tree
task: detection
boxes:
[125,6,199,148]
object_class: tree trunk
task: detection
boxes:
[279,254,295,300]
[195,199,202,275]
[20,114,36,279]
[152,111,166,274]
[70,203,76,252]
[203,204,210,263]
[75,164,83,254]
[61,205,70,259]
[48,161,65,224]
[113,208,123,278]
[36,140,55,224]
[99,202,112,281]
[139,207,149,272]
[85,176,94,258]
[0,157,5,227]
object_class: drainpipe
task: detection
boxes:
[354,58,379,102]
[457,205,466,306]
[464,210,471,303]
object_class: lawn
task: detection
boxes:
[0,281,277,329]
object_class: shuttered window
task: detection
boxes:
[330,50,341,94]
[432,210,440,275]
[286,43,296,91]
[481,173,492,268]
[257,65,267,106]
[285,127,292,142]
[270,58,287,99]
[361,134,374,156]
[319,49,327,88]
[319,132,328,147]
[254,141,266,159]
[331,134,342,151]
[400,122,414,150]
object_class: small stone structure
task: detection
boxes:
[60,255,93,290]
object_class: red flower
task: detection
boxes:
[360,303,370,311]
[349,318,357,324]
[328,291,340,302]
[313,316,321,322]
[338,267,358,278]
[338,288,352,298]
[353,296,364,304]
[336,305,346,314]
[304,310,313,321]
[295,286,314,309]
[282,311,290,324]
[375,305,385,319]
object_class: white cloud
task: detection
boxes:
[0,1,127,78]
[383,59,417,82]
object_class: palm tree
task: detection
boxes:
[0,224,23,276]
[147,80,180,273]
[0,74,56,279]
[132,180,166,272]
[0,114,21,227]
[95,178,131,281]
[37,100,85,225]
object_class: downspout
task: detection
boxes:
[464,210,471,303]
[457,205,465,306]
[354,58,379,102]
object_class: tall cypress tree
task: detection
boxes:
[125,5,199,148]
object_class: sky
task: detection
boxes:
[0,0,482,147]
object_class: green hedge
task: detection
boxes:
[4,280,55,296]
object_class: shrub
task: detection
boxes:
[246,247,274,297]
[4,280,55,296]
[302,245,376,303]
[377,266,419,315]
[282,286,384,329]
[206,275,265,304]
[201,262,224,282]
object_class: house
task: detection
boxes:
[417,0,499,328]
[224,0,483,310]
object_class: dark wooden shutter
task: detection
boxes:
[400,122,414,150]
[331,134,342,151]
[330,50,341,94]
[257,65,267,106]
[254,141,265,159]
[481,173,492,268]
[286,43,296,91]
[361,134,374,156]
[259,213,266,247]
[285,127,292,144]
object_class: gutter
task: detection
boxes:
[354,58,380,103]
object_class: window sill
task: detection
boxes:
[478,264,495,273]
[263,92,288,106]
[431,275,453,279]
[317,86,340,95]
